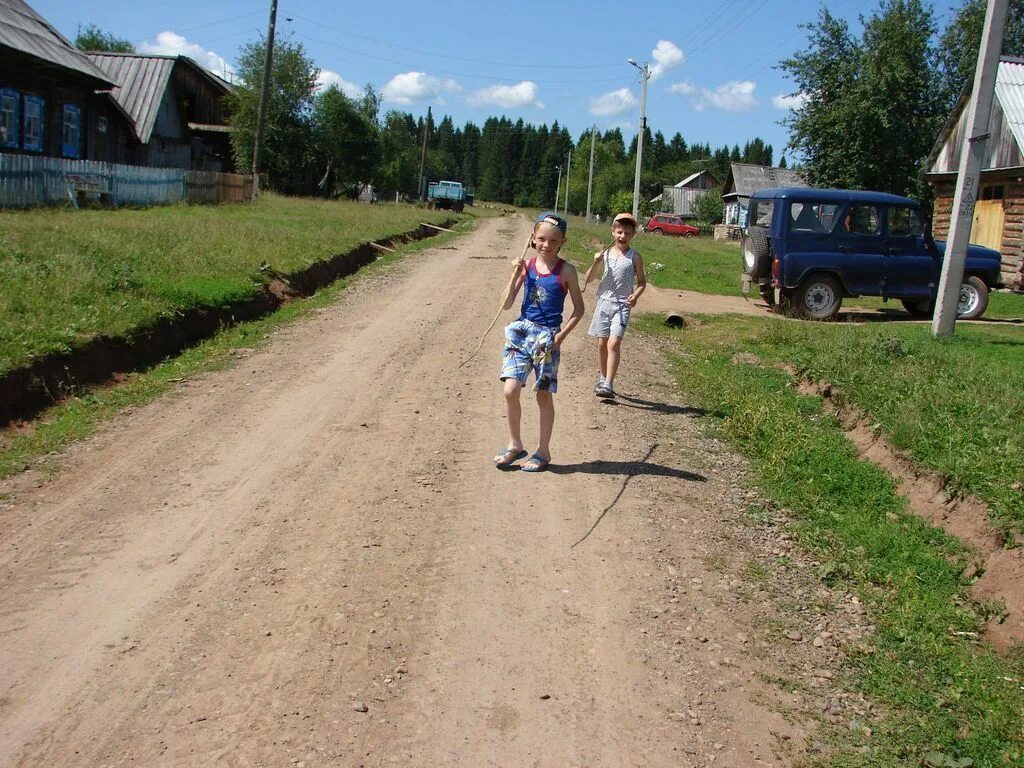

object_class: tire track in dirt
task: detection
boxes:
[1,217,842,767]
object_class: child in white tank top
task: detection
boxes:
[582,212,647,398]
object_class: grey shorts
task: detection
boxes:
[588,299,630,338]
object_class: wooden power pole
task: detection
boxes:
[251,0,278,202]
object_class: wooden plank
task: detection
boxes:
[420,222,457,233]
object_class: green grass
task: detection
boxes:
[0,195,464,376]
[0,225,463,478]
[639,313,1024,767]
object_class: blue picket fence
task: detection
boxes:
[0,154,252,208]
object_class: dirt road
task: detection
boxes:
[1,217,851,766]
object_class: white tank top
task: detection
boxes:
[596,248,636,304]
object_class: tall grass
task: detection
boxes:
[0,195,463,375]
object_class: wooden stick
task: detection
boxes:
[458,233,533,368]
[369,241,396,253]
[421,222,457,233]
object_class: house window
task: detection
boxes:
[62,104,80,158]
[980,185,1005,201]
[97,115,108,134]
[23,95,44,153]
[0,88,18,148]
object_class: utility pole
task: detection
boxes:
[586,124,596,222]
[554,164,562,209]
[628,58,650,221]
[932,0,1008,337]
[564,149,572,216]
[251,0,278,202]
[417,108,430,201]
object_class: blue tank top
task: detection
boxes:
[520,257,567,328]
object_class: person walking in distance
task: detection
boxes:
[492,212,584,472]
[582,212,646,398]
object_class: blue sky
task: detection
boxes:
[34,0,960,162]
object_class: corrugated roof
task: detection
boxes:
[724,163,807,198]
[86,53,175,144]
[0,0,115,87]
[994,58,1024,155]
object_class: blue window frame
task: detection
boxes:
[0,88,18,148]
[23,94,44,153]
[61,104,80,158]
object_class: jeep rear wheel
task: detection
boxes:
[741,226,771,278]
[793,274,843,320]
[957,275,989,319]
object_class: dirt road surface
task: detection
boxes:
[1,217,855,766]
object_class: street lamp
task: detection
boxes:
[628,58,650,221]
[554,164,562,209]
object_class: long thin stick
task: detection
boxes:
[421,222,457,233]
[458,233,533,368]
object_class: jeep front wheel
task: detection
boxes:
[793,274,843,320]
[741,226,771,278]
[957,275,989,319]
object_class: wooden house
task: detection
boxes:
[0,0,133,161]
[721,163,808,227]
[87,53,234,171]
[925,56,1024,289]
[652,169,719,217]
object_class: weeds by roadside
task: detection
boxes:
[639,313,1024,767]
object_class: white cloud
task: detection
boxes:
[669,79,758,112]
[649,40,685,82]
[318,70,362,98]
[138,31,234,80]
[772,92,809,111]
[381,72,461,105]
[467,81,542,109]
[589,88,637,117]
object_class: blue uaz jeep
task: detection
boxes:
[740,188,1004,320]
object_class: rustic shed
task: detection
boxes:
[87,53,234,171]
[721,163,808,227]
[652,169,719,217]
[925,56,1024,289]
[0,0,132,161]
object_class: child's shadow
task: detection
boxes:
[598,393,705,416]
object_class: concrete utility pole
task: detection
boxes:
[564,149,572,216]
[554,164,562,209]
[932,0,1008,337]
[586,124,596,222]
[628,58,650,221]
[251,0,278,202]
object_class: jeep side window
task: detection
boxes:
[888,207,923,237]
[749,200,773,227]
[789,202,839,233]
[843,205,881,235]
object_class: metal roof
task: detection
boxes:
[86,53,175,144]
[994,58,1024,155]
[723,163,808,199]
[0,0,115,87]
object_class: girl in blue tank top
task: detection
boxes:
[492,212,584,472]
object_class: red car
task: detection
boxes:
[643,214,699,237]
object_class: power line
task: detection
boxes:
[287,13,618,71]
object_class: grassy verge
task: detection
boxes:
[0,195,464,376]
[638,313,1023,766]
[0,220,466,479]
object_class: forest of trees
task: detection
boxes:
[225,36,777,216]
